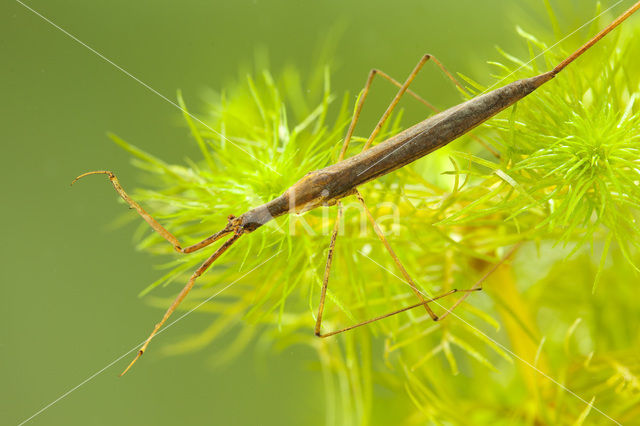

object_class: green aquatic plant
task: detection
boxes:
[109,4,640,425]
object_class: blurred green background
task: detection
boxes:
[2,1,628,424]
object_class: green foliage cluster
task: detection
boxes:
[112,5,640,425]
[452,22,640,290]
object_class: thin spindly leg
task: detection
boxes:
[340,54,430,157]
[313,200,462,337]
[362,54,463,152]
[120,231,242,375]
[340,53,497,159]
[316,290,477,338]
[314,65,364,333]
[354,190,436,319]
[339,54,454,160]
[358,184,521,325]
[72,171,233,253]
[316,244,519,338]
[314,204,343,336]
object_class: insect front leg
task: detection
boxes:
[71,171,234,253]
[120,231,242,375]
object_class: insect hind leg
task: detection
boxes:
[316,288,481,338]
[338,54,497,160]
[339,54,441,161]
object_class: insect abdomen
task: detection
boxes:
[340,71,556,186]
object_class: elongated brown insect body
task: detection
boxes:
[237,71,556,230]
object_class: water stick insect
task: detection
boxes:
[72,1,640,375]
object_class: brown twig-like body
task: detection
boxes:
[238,72,555,231]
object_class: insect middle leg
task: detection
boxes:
[316,55,459,335]
[315,246,518,338]
[354,189,436,318]
[344,193,520,332]
[316,189,519,337]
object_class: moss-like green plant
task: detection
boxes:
[110,3,640,425]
